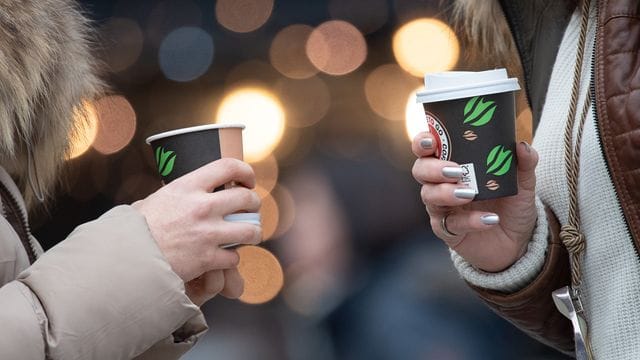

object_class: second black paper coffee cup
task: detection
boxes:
[417,69,520,201]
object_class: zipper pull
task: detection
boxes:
[552,286,595,360]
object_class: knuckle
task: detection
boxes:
[250,191,261,208]
[239,188,255,205]
[237,225,261,244]
[411,159,423,182]
[228,251,240,266]
[420,185,434,204]
[191,197,212,219]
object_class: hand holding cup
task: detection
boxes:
[412,69,539,271]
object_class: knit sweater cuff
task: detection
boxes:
[450,196,549,292]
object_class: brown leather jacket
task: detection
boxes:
[470,0,640,355]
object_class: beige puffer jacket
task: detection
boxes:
[0,167,208,359]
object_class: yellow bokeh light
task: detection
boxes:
[216,87,285,163]
[405,87,428,141]
[68,101,99,159]
[393,18,459,77]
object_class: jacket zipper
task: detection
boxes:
[589,1,638,262]
[0,182,37,264]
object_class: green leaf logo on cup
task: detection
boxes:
[463,96,497,127]
[155,146,176,177]
[486,145,513,176]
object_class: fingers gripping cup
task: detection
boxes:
[417,69,521,201]
[146,124,261,247]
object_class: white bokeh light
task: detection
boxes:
[216,87,285,162]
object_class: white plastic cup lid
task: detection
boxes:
[416,68,520,104]
[223,212,261,226]
[145,124,245,144]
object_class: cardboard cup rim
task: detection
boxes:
[145,124,245,144]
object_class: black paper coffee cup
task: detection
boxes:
[417,69,520,201]
[146,124,245,184]
[146,124,260,247]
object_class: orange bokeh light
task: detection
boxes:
[92,95,137,155]
[306,20,367,75]
[275,76,330,128]
[256,186,279,241]
[101,18,144,73]
[365,64,421,121]
[237,245,284,305]
[253,155,279,194]
[270,24,318,79]
[216,0,273,33]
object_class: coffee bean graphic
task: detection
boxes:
[463,130,478,141]
[486,180,500,191]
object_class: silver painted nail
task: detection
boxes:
[442,167,464,178]
[453,188,476,199]
[480,214,500,225]
[420,138,433,149]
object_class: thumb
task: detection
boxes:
[516,141,538,192]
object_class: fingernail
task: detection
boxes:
[520,141,531,153]
[420,138,433,149]
[442,167,464,178]
[453,188,476,199]
[480,214,500,225]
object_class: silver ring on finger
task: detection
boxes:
[440,212,459,238]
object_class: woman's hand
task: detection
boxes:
[132,158,262,283]
[412,132,539,272]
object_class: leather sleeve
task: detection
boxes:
[469,207,574,356]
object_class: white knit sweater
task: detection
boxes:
[452,4,640,359]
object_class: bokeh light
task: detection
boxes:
[306,20,367,76]
[275,77,330,128]
[216,0,274,33]
[365,64,420,121]
[216,87,285,163]
[146,0,202,46]
[237,245,284,304]
[159,27,214,82]
[392,18,459,77]
[92,95,137,155]
[252,155,279,195]
[328,0,388,34]
[273,185,296,238]
[101,18,144,73]
[256,186,279,241]
[270,25,318,79]
[405,87,428,141]
[68,101,99,159]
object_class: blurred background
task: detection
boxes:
[32,0,567,359]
